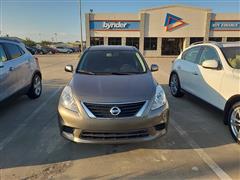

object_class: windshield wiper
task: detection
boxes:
[77,70,95,75]
[108,72,133,75]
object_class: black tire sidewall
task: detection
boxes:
[170,73,183,97]
[28,74,42,99]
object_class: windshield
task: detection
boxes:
[221,46,240,69]
[77,50,147,75]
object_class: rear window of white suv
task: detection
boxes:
[221,46,240,69]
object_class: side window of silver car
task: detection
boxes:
[0,44,8,62]
[3,43,23,60]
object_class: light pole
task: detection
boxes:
[39,33,42,42]
[54,33,58,42]
[79,0,83,53]
[0,0,3,37]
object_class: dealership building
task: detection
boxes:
[85,5,240,57]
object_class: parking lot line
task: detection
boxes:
[157,67,232,179]
[171,119,232,180]
[0,88,62,151]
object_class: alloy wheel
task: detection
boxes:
[170,74,178,95]
[230,106,240,141]
[33,75,42,96]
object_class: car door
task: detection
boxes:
[0,43,19,101]
[3,43,29,95]
[177,46,202,94]
[16,45,33,88]
[193,46,225,109]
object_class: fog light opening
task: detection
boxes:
[154,123,166,131]
[62,126,74,134]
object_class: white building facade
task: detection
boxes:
[85,5,240,57]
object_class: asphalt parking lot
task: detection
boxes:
[0,54,239,180]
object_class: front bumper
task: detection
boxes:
[58,102,169,144]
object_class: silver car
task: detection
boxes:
[58,46,169,144]
[0,38,42,102]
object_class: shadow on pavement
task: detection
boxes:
[0,84,237,170]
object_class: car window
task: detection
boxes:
[0,44,8,62]
[77,50,147,74]
[221,46,240,69]
[182,46,201,63]
[4,43,23,60]
[198,46,220,65]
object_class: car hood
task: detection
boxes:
[70,72,156,103]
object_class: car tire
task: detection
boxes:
[27,74,42,99]
[227,101,240,144]
[169,73,184,97]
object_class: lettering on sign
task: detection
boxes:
[102,22,128,29]
[210,21,240,31]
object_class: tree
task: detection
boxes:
[23,38,36,47]
[40,40,52,47]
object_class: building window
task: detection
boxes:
[144,38,157,50]
[126,37,139,49]
[162,38,184,56]
[108,37,122,45]
[90,37,104,46]
[209,37,222,42]
[227,37,240,42]
[190,37,204,45]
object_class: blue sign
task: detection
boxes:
[90,21,140,31]
[164,13,186,31]
[210,21,240,31]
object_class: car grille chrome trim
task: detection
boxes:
[80,129,149,140]
[81,102,96,118]
[82,101,147,118]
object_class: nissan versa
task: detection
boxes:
[58,46,169,143]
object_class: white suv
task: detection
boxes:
[169,41,240,143]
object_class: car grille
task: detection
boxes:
[83,101,146,118]
[80,129,149,140]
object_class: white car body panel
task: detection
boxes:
[171,43,240,111]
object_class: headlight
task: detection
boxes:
[151,85,167,110]
[60,86,78,112]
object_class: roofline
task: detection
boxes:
[140,4,212,13]
[86,13,137,15]
[0,37,23,44]
[190,41,240,48]
[88,45,137,51]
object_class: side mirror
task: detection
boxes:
[0,61,4,68]
[202,60,219,69]
[65,65,74,73]
[151,64,159,72]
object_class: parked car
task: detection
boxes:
[26,46,37,55]
[56,47,73,54]
[42,47,58,54]
[0,38,42,102]
[36,47,48,55]
[169,41,240,143]
[58,46,169,143]
[71,47,80,52]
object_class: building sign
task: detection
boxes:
[164,13,186,31]
[210,20,240,31]
[90,21,140,31]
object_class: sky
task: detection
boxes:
[0,0,239,42]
